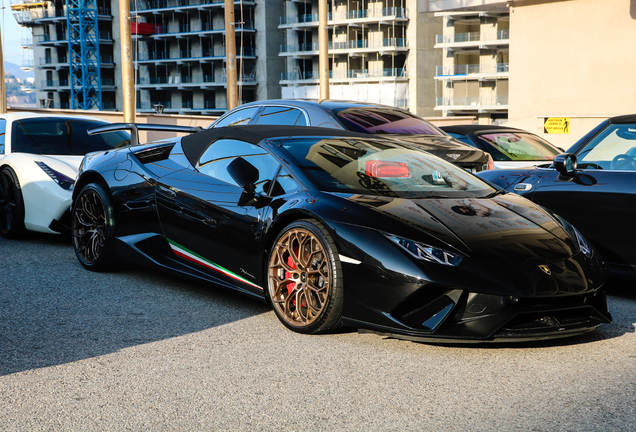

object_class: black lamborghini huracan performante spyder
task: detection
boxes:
[71,125,611,343]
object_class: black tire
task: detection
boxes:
[0,167,26,239]
[71,183,117,271]
[267,219,344,334]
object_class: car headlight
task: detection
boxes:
[384,233,463,266]
[551,213,592,258]
[35,161,75,190]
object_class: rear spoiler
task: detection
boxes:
[88,123,204,147]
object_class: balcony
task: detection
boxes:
[279,7,408,28]
[280,67,406,83]
[280,38,407,56]
[136,47,255,63]
[434,30,509,50]
[435,63,509,80]
[137,73,256,89]
[132,0,254,14]
[40,79,70,90]
[138,21,255,38]
[436,95,509,112]
[137,100,228,113]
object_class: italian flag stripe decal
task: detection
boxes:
[167,238,262,290]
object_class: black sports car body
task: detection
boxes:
[478,114,636,281]
[72,125,611,343]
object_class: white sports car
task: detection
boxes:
[0,112,130,238]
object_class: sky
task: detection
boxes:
[1,1,32,66]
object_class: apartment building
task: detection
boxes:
[433,8,509,124]
[131,0,283,114]
[11,0,440,116]
[12,0,117,110]
[278,0,440,116]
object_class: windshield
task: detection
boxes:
[275,136,495,199]
[11,118,131,155]
[576,123,636,170]
[333,107,443,136]
[476,132,560,161]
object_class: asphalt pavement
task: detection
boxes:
[1,234,635,431]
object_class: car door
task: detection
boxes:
[530,123,636,271]
[155,138,283,295]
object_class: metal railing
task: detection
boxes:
[435,63,509,76]
[281,38,406,54]
[436,95,509,107]
[436,30,510,45]
[40,79,70,88]
[281,68,406,81]
[137,46,256,61]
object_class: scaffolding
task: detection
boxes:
[66,0,102,110]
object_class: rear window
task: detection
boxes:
[333,107,443,136]
[11,118,130,155]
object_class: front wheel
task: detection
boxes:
[72,183,117,271]
[267,220,344,334]
[0,167,26,239]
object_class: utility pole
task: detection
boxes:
[318,0,329,100]
[224,0,238,110]
[119,0,135,122]
[0,23,6,114]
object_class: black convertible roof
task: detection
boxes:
[440,124,524,135]
[181,125,379,167]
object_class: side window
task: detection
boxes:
[0,119,5,154]
[213,107,259,127]
[254,106,307,126]
[269,167,301,197]
[197,139,280,194]
[446,132,475,147]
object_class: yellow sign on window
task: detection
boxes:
[544,117,570,134]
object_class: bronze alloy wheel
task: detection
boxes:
[73,188,107,264]
[72,183,117,271]
[268,220,344,333]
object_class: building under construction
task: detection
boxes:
[11,0,440,116]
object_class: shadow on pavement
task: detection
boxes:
[0,234,271,376]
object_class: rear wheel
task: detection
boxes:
[267,220,344,334]
[72,183,117,271]
[0,167,26,239]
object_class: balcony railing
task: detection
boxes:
[280,7,407,26]
[40,79,70,88]
[435,63,509,77]
[436,95,509,107]
[148,21,254,35]
[436,30,510,45]
[281,68,406,81]
[281,38,407,54]
[133,0,255,12]
[137,46,255,61]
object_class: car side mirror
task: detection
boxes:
[227,157,258,192]
[554,153,577,177]
[227,157,260,206]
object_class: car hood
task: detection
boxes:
[330,192,577,262]
[381,134,487,162]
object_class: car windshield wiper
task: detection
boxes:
[483,190,505,198]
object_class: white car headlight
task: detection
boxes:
[35,161,75,190]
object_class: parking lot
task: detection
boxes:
[1,234,635,431]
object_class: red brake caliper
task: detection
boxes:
[285,252,296,303]
[284,247,306,308]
